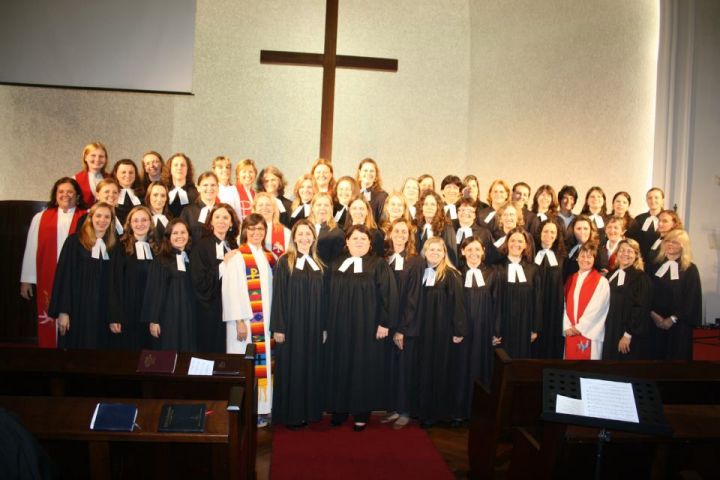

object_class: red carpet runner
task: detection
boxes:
[270,416,454,479]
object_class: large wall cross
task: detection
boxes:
[260,0,398,161]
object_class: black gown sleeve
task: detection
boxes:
[48,235,78,318]
[269,256,290,334]
[189,238,220,304]
[374,258,399,329]
[397,257,423,335]
[627,270,652,337]
[678,264,702,327]
[140,258,170,325]
[448,270,468,337]
[107,246,128,325]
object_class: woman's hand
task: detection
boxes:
[530,332,538,343]
[223,250,239,263]
[109,323,122,334]
[393,332,404,350]
[492,336,502,346]
[376,326,389,340]
[236,321,248,342]
[20,282,34,300]
[618,336,631,354]
[273,332,286,343]
[452,336,463,344]
[58,314,70,336]
[564,327,581,336]
[149,323,161,338]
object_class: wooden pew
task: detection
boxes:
[468,349,720,480]
[0,386,246,479]
[0,346,257,480]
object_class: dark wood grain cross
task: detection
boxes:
[260,0,398,161]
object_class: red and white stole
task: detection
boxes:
[236,185,255,218]
[238,244,276,403]
[75,171,94,207]
[36,208,83,348]
[269,224,287,257]
[563,269,602,360]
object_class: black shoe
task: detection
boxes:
[353,422,367,432]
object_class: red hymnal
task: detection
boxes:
[136,350,178,374]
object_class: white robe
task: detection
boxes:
[20,208,76,283]
[562,271,610,360]
[221,244,274,414]
[218,184,243,221]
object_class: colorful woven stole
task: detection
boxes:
[36,208,83,348]
[238,243,276,404]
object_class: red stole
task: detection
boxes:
[75,170,108,207]
[269,224,287,257]
[563,269,602,360]
[36,208,83,348]
[236,185,255,217]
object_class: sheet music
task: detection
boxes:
[555,395,585,416]
[580,378,639,423]
[188,357,215,376]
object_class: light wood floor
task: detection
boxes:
[256,420,470,479]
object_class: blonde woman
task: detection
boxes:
[415,237,466,428]
[270,220,326,428]
[253,192,291,257]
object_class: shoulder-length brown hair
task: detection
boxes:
[204,203,240,248]
[144,181,171,216]
[580,186,608,216]
[78,202,117,252]
[159,218,191,257]
[414,190,448,235]
[348,196,377,229]
[256,165,287,196]
[111,159,144,195]
[311,158,336,193]
[355,157,383,191]
[531,184,559,215]
[498,227,534,262]
[239,213,269,246]
[161,153,195,186]
[47,177,87,210]
[120,206,157,256]
[385,217,417,257]
[421,237,459,282]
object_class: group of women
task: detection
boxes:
[20,142,703,430]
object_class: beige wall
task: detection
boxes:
[468,0,659,209]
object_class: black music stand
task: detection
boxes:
[541,368,672,480]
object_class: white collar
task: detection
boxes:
[493,235,507,248]
[483,210,496,224]
[153,213,169,227]
[655,259,679,280]
[422,223,434,239]
[115,217,124,235]
[423,266,437,286]
[339,256,363,273]
[135,240,153,260]
[333,206,345,222]
[465,267,485,288]
[568,244,581,258]
[507,262,527,283]
[444,203,457,220]
[91,238,109,260]
[119,188,141,206]
[642,215,659,232]
[168,186,189,205]
[389,252,404,271]
[296,254,320,271]
[536,212,548,222]
[609,268,626,286]
[176,251,189,271]
[456,226,473,244]
[589,213,605,229]
[215,240,229,260]
[534,248,558,266]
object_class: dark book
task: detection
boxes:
[158,404,206,433]
[90,403,138,431]
[136,349,178,374]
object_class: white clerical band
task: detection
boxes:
[135,241,153,260]
[651,238,662,251]
[465,268,485,288]
[508,263,527,283]
[589,214,605,229]
[423,267,436,286]
[609,268,626,286]
[445,204,457,220]
[493,235,506,248]
[115,217,124,235]
[389,253,404,271]
[119,188,141,206]
[91,238,109,260]
[176,251,189,271]
[198,206,211,224]
[568,244,581,259]
[655,260,679,280]
[456,227,472,245]
[169,187,189,205]
[334,207,345,223]
[642,215,658,232]
[339,256,363,273]
[362,189,371,201]
[275,197,286,213]
[216,241,229,260]
[484,211,496,224]
[296,255,320,271]
[153,214,169,227]
[534,249,558,266]
[422,223,434,239]
[537,212,548,222]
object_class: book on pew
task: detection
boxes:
[136,349,178,374]
[90,403,138,431]
[158,403,206,433]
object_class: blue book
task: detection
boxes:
[90,403,138,432]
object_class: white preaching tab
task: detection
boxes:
[188,357,215,376]
[555,394,585,416]
[580,378,639,423]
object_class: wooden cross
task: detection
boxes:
[260,0,398,161]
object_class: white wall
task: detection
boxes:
[687,0,720,323]
[467,0,659,209]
